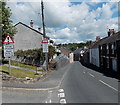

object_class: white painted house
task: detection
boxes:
[89,37,106,67]
[14,21,43,51]
[90,47,100,67]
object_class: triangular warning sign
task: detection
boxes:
[2,34,14,44]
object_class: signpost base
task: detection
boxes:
[8,57,11,75]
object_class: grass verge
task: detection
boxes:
[11,61,36,70]
[1,65,40,78]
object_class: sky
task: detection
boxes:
[6,0,120,44]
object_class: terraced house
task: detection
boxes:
[90,29,120,72]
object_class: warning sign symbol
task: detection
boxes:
[2,34,14,44]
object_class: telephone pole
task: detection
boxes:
[41,0,48,71]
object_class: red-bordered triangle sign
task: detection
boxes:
[42,37,48,43]
[2,34,14,44]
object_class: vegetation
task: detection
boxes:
[15,48,45,65]
[57,41,92,51]
[48,45,56,60]
[15,46,56,65]
[15,49,45,59]
[11,61,36,70]
[1,65,40,78]
[0,1,17,41]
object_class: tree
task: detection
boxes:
[0,1,16,41]
[48,45,56,60]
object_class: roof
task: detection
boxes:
[74,48,83,54]
[90,37,108,48]
[90,31,120,49]
[60,47,71,56]
[15,22,44,35]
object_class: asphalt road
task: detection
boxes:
[59,61,118,103]
[2,61,119,104]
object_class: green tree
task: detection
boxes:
[0,1,16,41]
[48,45,56,60]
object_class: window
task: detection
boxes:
[106,44,109,55]
[112,44,114,54]
[107,58,109,68]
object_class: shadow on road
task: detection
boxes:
[81,61,120,80]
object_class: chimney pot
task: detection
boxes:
[108,29,115,37]
[38,27,41,31]
[30,20,33,28]
[96,36,100,41]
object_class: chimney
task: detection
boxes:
[96,36,101,41]
[108,29,115,37]
[30,20,33,28]
[38,27,41,31]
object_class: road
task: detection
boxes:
[59,61,118,103]
[2,61,119,104]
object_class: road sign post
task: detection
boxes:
[2,34,14,75]
[8,57,11,75]
[42,38,48,71]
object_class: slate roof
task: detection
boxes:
[15,22,43,35]
[90,31,120,49]
[74,48,83,54]
[14,22,50,40]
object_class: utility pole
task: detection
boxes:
[41,0,48,71]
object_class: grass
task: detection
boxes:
[0,47,2,53]
[38,69,47,72]
[1,65,40,78]
[11,61,36,70]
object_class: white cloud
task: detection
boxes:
[6,1,119,44]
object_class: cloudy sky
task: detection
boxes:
[7,0,119,44]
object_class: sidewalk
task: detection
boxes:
[2,63,72,90]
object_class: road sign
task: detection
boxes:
[42,37,48,43]
[43,43,48,53]
[4,44,14,58]
[2,34,14,44]
[42,37,48,53]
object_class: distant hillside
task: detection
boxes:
[57,41,91,51]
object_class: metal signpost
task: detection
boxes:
[42,37,48,71]
[3,34,14,75]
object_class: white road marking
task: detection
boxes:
[58,93,65,98]
[58,89,64,93]
[49,99,52,103]
[60,99,67,104]
[99,80,118,92]
[45,101,47,103]
[48,91,52,93]
[88,73,95,77]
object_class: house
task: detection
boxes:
[89,36,107,67]
[73,47,83,61]
[14,20,43,51]
[60,47,74,63]
[99,30,120,72]
[60,47,71,58]
[90,29,120,72]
